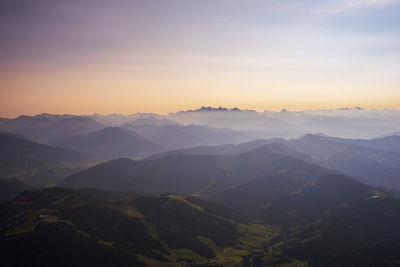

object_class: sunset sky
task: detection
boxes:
[1,0,400,117]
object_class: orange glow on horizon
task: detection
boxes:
[1,65,400,118]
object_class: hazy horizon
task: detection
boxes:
[1,0,400,117]
[2,105,400,119]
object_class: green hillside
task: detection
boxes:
[0,188,281,266]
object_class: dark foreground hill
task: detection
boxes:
[0,188,277,266]
[0,178,31,200]
[211,174,371,227]
[254,191,400,267]
[3,185,400,266]
[209,172,400,266]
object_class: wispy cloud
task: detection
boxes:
[336,0,397,12]
[344,0,395,7]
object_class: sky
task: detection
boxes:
[1,0,400,117]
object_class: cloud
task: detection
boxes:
[337,0,397,11]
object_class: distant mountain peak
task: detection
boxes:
[199,106,229,112]
[181,106,249,112]
[298,133,321,140]
[337,106,365,111]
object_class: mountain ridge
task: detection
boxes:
[60,127,164,159]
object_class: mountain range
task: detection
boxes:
[0,114,104,145]
[122,122,250,150]
[2,109,400,266]
[60,127,163,159]
[0,133,98,189]
[3,107,399,143]
[145,134,400,192]
[60,143,328,196]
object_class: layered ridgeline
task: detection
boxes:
[144,138,286,160]
[2,120,400,266]
[58,123,250,159]
[56,140,400,265]
[0,187,280,267]
[0,114,104,145]
[0,113,251,151]
[60,143,328,195]
[315,134,400,153]
[59,127,164,159]
[3,134,400,265]
[145,134,400,192]
[1,108,400,145]
[166,107,400,139]
[0,133,98,189]
[121,121,250,150]
[286,134,400,190]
